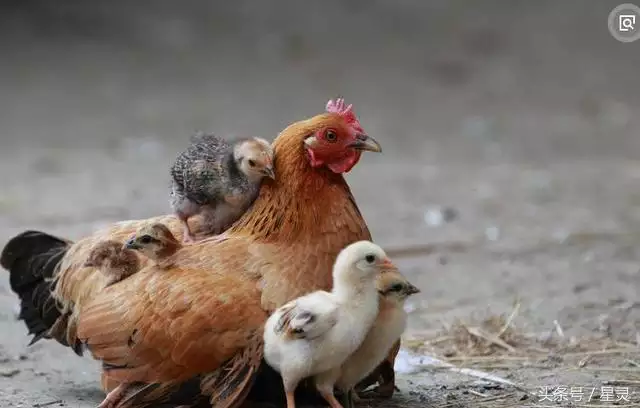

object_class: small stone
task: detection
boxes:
[424,206,458,227]
[485,226,501,241]
[0,369,20,377]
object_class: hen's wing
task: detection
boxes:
[274,292,338,340]
[77,255,267,384]
[113,331,263,408]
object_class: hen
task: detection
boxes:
[337,269,420,407]
[125,223,182,268]
[170,134,275,242]
[1,98,392,407]
[264,241,391,408]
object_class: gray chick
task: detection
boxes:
[170,132,275,243]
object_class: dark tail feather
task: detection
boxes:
[1,230,71,349]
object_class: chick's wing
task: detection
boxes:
[276,292,338,340]
[77,262,267,384]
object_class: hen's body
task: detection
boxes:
[1,103,391,407]
[170,133,266,241]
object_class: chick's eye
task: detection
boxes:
[248,160,256,167]
[390,283,404,292]
[139,235,152,244]
[325,130,338,143]
[365,254,376,264]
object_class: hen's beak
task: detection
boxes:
[348,133,382,153]
[405,283,421,296]
[262,166,276,180]
[124,238,141,250]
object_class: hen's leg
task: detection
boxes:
[97,383,127,408]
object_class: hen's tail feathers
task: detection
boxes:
[1,230,76,352]
[115,338,263,408]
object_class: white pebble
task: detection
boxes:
[485,226,501,241]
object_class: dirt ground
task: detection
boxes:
[1,1,640,407]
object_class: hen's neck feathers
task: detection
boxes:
[228,115,366,243]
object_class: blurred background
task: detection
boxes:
[0,1,640,406]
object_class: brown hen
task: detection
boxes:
[1,98,398,408]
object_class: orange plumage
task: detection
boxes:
[2,99,399,408]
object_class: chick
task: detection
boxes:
[336,270,420,407]
[170,132,275,243]
[124,223,182,268]
[264,241,392,408]
[84,241,140,287]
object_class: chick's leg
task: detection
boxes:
[98,383,127,408]
[339,389,356,408]
[282,378,299,408]
[315,381,343,408]
[317,388,344,408]
[176,213,196,243]
[285,391,297,408]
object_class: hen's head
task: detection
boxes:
[125,223,180,260]
[299,98,381,174]
[233,137,275,182]
[84,240,133,269]
[377,270,420,304]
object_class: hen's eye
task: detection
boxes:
[248,159,256,167]
[325,130,338,142]
[139,235,153,244]
[365,254,376,264]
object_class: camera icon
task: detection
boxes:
[619,14,636,31]
[609,3,640,42]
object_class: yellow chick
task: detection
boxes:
[336,269,420,407]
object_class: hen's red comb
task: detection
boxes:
[326,98,364,133]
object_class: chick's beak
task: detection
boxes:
[379,257,395,269]
[262,166,275,180]
[348,133,382,153]
[405,283,421,295]
[124,237,141,250]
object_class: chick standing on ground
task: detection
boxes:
[169,133,275,243]
[124,223,182,268]
[336,270,420,407]
[83,241,140,287]
[263,241,392,408]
